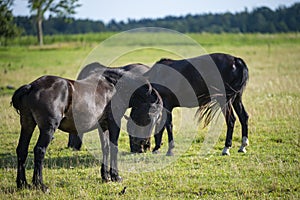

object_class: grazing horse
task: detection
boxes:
[130,53,249,156]
[67,62,151,152]
[11,70,162,192]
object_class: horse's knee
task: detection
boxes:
[103,145,110,155]
[16,145,26,160]
[33,146,46,161]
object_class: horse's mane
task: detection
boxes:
[78,62,154,104]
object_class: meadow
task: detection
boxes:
[0,33,299,199]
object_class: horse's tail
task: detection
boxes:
[11,84,32,113]
[195,99,218,127]
[196,56,249,127]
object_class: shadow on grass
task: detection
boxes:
[0,151,99,169]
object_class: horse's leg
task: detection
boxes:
[152,108,168,154]
[166,111,175,156]
[32,120,58,193]
[99,128,110,182]
[222,104,236,156]
[232,95,249,153]
[16,113,36,189]
[68,133,83,150]
[108,115,122,182]
[153,127,165,154]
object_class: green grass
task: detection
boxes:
[0,33,299,199]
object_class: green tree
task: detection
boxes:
[28,0,80,46]
[0,0,21,42]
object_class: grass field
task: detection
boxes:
[0,33,299,199]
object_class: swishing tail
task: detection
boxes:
[11,84,32,113]
[195,99,226,128]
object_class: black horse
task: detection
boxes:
[67,62,151,152]
[130,53,249,156]
[11,70,162,192]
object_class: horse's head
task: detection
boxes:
[126,82,162,153]
[106,71,162,153]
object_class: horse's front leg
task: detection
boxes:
[153,108,168,154]
[108,116,122,182]
[16,114,36,189]
[153,127,165,154]
[99,128,110,182]
[166,111,175,156]
[32,125,56,193]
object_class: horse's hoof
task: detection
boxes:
[111,175,122,182]
[17,181,31,189]
[238,146,247,153]
[102,178,111,183]
[72,146,81,151]
[222,147,230,156]
[41,185,50,194]
[101,168,111,183]
[166,150,174,156]
[152,149,160,154]
[101,175,111,183]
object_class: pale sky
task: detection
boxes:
[13,0,299,23]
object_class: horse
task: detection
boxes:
[11,69,162,192]
[67,62,151,152]
[129,53,249,156]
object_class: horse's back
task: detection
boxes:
[122,63,149,74]
[77,62,150,81]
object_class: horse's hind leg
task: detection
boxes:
[222,104,236,156]
[32,120,59,193]
[232,95,249,153]
[16,113,36,189]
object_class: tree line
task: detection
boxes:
[14,3,300,36]
[1,0,80,45]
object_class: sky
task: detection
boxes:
[13,0,299,23]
